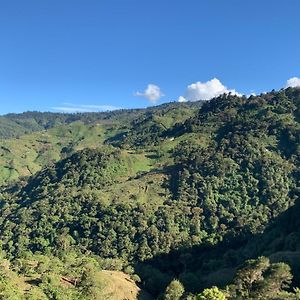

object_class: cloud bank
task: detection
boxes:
[52,103,121,113]
[285,77,300,88]
[135,84,164,103]
[178,78,241,102]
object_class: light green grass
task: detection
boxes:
[0,122,107,185]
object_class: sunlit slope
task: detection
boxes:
[0,102,200,185]
[1,264,153,300]
[0,122,108,184]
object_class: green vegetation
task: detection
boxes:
[0,88,299,299]
[163,279,185,300]
[0,122,106,184]
[196,287,227,300]
[0,252,152,300]
[0,101,200,185]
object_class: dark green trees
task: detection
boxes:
[229,257,294,299]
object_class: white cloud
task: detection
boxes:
[178,96,187,103]
[247,92,256,98]
[178,78,241,102]
[285,77,300,88]
[52,103,121,113]
[135,84,164,103]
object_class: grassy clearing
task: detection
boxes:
[15,271,153,300]
[101,171,170,206]
[95,271,153,300]
[0,122,106,184]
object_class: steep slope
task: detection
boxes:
[0,147,171,259]
[169,89,300,236]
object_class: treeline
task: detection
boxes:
[0,101,202,140]
[0,110,133,139]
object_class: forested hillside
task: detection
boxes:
[0,101,202,140]
[0,101,200,185]
[0,88,299,299]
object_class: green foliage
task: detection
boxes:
[232,256,271,298]
[0,268,24,300]
[40,274,81,300]
[163,279,185,300]
[0,253,152,300]
[196,286,227,300]
[109,101,202,148]
[0,88,300,299]
[0,110,137,140]
[226,257,294,299]
[24,288,48,300]
[0,102,199,185]
[78,267,105,300]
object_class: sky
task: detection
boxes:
[0,0,300,114]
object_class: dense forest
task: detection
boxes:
[0,88,299,299]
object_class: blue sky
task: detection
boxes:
[0,0,300,114]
